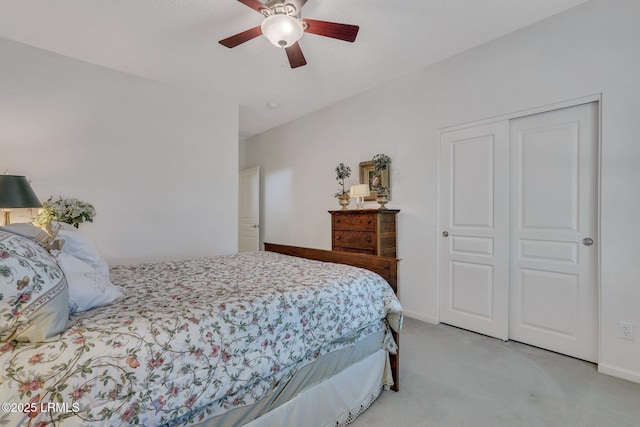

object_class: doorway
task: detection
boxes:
[238,166,260,252]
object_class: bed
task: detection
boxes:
[0,231,402,427]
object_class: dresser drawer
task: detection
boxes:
[333,230,376,250]
[332,213,376,231]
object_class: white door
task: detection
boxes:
[238,167,260,252]
[509,103,598,362]
[438,122,510,340]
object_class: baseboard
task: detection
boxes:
[598,363,640,384]
[403,310,439,325]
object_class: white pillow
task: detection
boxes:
[53,228,110,279]
[54,252,123,314]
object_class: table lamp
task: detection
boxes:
[0,174,42,226]
[349,184,370,209]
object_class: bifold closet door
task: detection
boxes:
[438,122,510,340]
[509,103,598,362]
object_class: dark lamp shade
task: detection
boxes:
[0,175,42,208]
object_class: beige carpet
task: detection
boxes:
[352,317,640,427]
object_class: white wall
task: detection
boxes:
[0,38,239,264]
[245,0,640,382]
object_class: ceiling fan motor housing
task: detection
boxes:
[263,0,299,17]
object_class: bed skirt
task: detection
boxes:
[192,330,392,426]
[246,349,389,427]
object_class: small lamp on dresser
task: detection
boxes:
[0,173,42,226]
[349,184,370,209]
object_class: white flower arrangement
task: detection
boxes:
[33,197,96,229]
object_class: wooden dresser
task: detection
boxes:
[329,209,400,257]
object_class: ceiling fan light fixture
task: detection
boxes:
[261,14,303,48]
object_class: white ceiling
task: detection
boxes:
[0,0,588,139]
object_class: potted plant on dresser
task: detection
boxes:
[372,154,391,209]
[334,163,352,210]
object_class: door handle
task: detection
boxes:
[582,237,593,246]
[442,231,449,237]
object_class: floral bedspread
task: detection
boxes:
[0,251,402,426]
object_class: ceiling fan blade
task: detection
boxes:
[303,19,359,42]
[219,26,262,48]
[285,42,307,68]
[237,0,269,14]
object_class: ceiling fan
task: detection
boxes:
[219,0,359,69]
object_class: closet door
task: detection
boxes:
[509,103,598,362]
[438,122,510,340]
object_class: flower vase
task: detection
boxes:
[337,193,351,210]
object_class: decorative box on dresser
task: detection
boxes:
[329,209,400,258]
